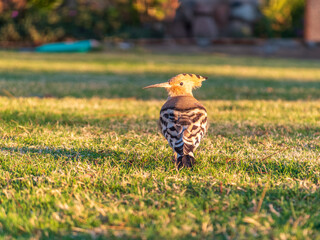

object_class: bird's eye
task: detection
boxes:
[180,82,183,86]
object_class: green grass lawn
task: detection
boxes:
[0,50,319,239]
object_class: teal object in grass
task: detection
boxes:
[36,40,98,53]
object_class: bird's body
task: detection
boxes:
[144,73,208,169]
[159,96,207,168]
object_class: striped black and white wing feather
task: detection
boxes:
[159,96,207,157]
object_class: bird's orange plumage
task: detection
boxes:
[167,73,207,97]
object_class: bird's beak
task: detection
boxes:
[143,82,171,89]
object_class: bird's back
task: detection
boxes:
[159,96,207,157]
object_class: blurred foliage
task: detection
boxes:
[0,0,170,44]
[0,0,305,44]
[26,0,64,10]
[254,0,305,38]
[134,0,179,21]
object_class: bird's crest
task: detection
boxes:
[143,73,207,97]
[169,73,207,89]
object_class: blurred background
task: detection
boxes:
[0,0,318,54]
[1,2,320,239]
[0,0,320,101]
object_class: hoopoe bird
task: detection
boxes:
[144,73,208,169]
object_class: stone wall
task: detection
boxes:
[167,0,261,41]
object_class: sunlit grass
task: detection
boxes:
[0,51,319,239]
[1,51,320,101]
[1,51,320,81]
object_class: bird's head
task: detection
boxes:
[143,73,207,97]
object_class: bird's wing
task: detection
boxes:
[159,107,207,156]
[182,108,207,154]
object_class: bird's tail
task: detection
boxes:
[176,154,195,169]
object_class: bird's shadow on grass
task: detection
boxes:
[2,143,319,184]
[0,145,168,171]
[1,108,319,179]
